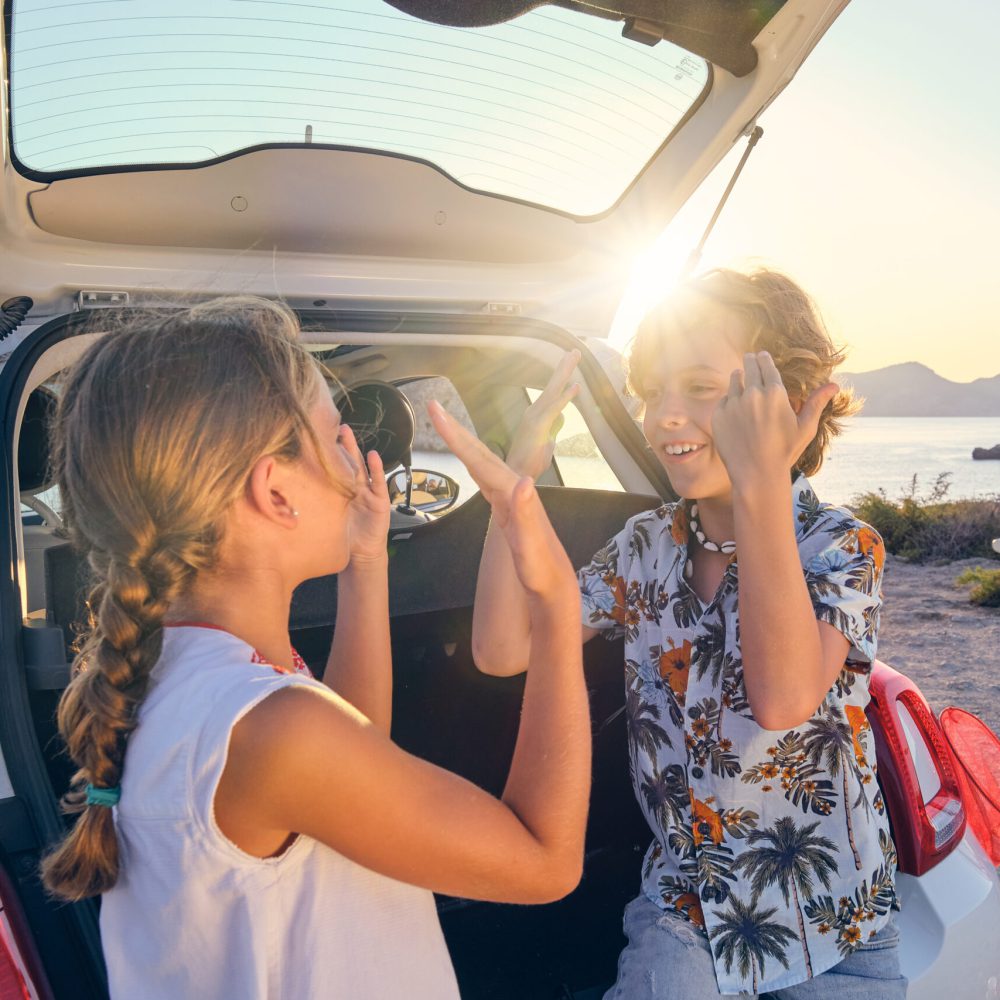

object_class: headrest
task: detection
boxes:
[336,380,415,474]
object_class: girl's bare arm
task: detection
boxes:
[321,427,393,732]
[217,413,591,902]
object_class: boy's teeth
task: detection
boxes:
[665,444,701,455]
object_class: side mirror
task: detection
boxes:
[387,469,460,514]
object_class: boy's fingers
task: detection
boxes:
[743,353,763,390]
[798,382,839,433]
[759,351,784,387]
[537,350,581,406]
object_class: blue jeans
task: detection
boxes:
[603,895,907,999]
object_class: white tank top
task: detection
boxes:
[100,625,461,1000]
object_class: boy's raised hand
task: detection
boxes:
[505,350,581,479]
[427,400,576,600]
[712,351,839,487]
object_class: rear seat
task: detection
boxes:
[22,524,66,617]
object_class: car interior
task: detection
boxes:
[11,314,676,999]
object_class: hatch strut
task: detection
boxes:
[683,125,764,276]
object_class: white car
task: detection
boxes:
[1,2,998,997]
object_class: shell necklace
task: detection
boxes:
[684,502,736,579]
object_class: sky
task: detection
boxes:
[611,0,1000,383]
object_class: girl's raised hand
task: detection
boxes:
[712,351,839,488]
[428,400,576,600]
[340,423,391,565]
[506,350,581,479]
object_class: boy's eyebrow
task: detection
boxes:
[675,364,727,376]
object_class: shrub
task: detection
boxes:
[956,567,1000,607]
[851,473,1000,563]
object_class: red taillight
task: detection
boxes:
[0,866,51,1000]
[0,911,34,1000]
[866,661,967,876]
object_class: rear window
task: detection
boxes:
[8,0,709,217]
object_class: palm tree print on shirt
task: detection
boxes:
[710,895,796,994]
[733,817,839,977]
[803,703,876,869]
[625,658,673,760]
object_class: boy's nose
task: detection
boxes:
[651,393,687,427]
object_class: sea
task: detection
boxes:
[809,417,1000,507]
[413,417,1000,510]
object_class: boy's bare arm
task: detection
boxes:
[715,351,845,729]
[734,481,850,729]
[471,350,591,675]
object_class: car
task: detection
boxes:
[2,2,999,997]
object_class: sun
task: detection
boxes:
[609,234,694,353]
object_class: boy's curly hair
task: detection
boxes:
[627,267,861,476]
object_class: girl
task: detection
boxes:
[472,269,906,997]
[41,297,590,999]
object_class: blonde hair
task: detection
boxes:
[627,267,860,476]
[41,296,349,901]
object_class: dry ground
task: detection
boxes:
[878,554,1000,734]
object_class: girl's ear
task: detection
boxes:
[246,455,299,526]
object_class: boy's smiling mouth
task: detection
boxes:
[662,442,706,458]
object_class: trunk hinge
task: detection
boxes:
[684,125,764,276]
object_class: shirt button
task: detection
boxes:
[691,766,704,779]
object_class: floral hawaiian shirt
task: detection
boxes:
[578,475,898,996]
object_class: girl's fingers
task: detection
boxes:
[501,478,565,593]
[339,423,368,482]
[366,450,387,497]
[340,422,361,461]
[428,401,517,494]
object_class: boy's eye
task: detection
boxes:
[641,385,663,402]
[688,384,715,395]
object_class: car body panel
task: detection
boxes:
[897,833,1000,997]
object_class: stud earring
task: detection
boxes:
[291,509,300,518]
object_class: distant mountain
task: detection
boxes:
[838,362,1000,417]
